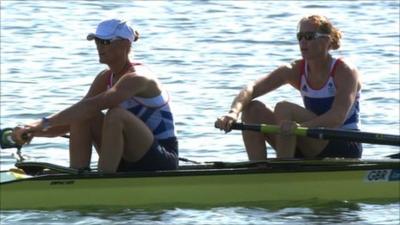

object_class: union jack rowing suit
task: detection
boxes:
[106,62,179,171]
[297,58,362,158]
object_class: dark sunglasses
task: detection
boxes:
[297,32,330,41]
[94,37,122,45]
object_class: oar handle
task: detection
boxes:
[231,122,292,134]
[231,123,263,132]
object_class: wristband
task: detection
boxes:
[41,117,51,131]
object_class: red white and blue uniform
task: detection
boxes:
[106,62,178,171]
[299,58,360,129]
[297,58,362,158]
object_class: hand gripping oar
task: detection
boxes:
[0,128,22,149]
[230,122,400,146]
[1,128,26,161]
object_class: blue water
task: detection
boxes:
[1,1,399,224]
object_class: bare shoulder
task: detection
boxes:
[276,59,303,88]
[118,64,161,96]
[85,69,109,98]
[94,69,110,81]
[334,58,361,89]
[132,64,156,79]
[273,60,303,78]
[336,58,359,74]
[120,64,157,85]
[91,69,110,89]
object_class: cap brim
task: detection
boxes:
[87,33,96,41]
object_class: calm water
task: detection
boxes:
[1,1,399,224]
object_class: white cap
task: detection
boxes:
[87,19,136,42]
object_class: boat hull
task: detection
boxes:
[1,160,399,210]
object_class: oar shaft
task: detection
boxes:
[305,127,400,146]
[231,123,400,146]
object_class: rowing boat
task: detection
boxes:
[1,124,399,210]
[1,158,399,210]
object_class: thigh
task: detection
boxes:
[241,100,278,147]
[275,101,315,123]
[274,101,329,158]
[114,108,155,162]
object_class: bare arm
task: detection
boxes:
[30,70,109,137]
[12,70,110,144]
[215,61,301,131]
[229,62,300,116]
[43,73,149,128]
[19,71,150,139]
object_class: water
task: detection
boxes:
[1,0,399,224]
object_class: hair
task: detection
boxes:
[298,15,342,50]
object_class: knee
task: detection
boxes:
[103,108,126,125]
[71,111,104,129]
[241,100,265,121]
[274,101,293,119]
[275,100,292,111]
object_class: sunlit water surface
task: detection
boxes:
[1,1,399,224]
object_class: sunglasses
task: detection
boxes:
[94,37,122,45]
[297,32,330,41]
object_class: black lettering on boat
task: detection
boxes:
[49,180,75,185]
[365,170,391,182]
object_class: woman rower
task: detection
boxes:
[13,19,179,173]
[215,15,362,160]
